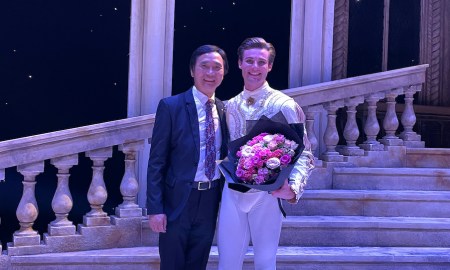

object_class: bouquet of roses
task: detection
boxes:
[236,132,299,185]
[219,112,305,192]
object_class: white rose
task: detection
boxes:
[266,157,281,169]
[263,135,274,143]
[290,142,299,150]
[241,145,254,157]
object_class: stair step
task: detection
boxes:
[8,246,450,270]
[142,216,450,248]
[333,167,450,190]
[407,148,450,168]
[285,190,450,217]
[280,216,450,247]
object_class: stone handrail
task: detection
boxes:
[0,64,428,255]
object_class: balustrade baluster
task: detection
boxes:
[116,141,145,217]
[399,85,425,147]
[13,162,44,247]
[339,96,365,156]
[321,100,344,162]
[360,93,385,151]
[48,154,78,236]
[83,147,112,226]
[304,105,322,157]
[379,89,404,146]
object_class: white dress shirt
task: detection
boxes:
[192,86,222,181]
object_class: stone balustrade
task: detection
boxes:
[0,115,154,255]
[0,64,428,256]
[284,64,428,160]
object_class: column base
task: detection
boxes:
[320,151,344,162]
[48,224,76,236]
[359,142,385,151]
[13,234,40,247]
[83,216,111,227]
[337,146,365,156]
[115,207,143,218]
[378,138,404,146]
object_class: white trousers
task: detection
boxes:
[217,185,283,270]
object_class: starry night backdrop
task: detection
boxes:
[0,0,419,247]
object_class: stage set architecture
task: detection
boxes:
[1,0,450,269]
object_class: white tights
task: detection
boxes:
[217,185,283,270]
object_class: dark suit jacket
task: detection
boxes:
[146,88,228,221]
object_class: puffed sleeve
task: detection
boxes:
[281,99,315,204]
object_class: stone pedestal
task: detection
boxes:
[359,142,385,151]
[337,146,365,156]
[115,207,143,218]
[378,138,404,146]
[321,152,345,162]
[48,224,76,236]
[12,233,40,247]
[83,215,111,227]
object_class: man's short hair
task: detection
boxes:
[237,37,276,65]
[190,45,229,75]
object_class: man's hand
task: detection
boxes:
[271,179,295,200]
[149,214,167,233]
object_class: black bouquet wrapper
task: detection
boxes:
[218,112,305,192]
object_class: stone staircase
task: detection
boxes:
[3,147,450,269]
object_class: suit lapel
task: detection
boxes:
[185,89,200,159]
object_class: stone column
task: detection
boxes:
[379,88,404,146]
[339,96,365,156]
[399,85,425,147]
[48,154,78,236]
[128,0,175,207]
[332,0,349,80]
[419,0,450,106]
[116,140,145,218]
[84,147,113,226]
[321,100,345,162]
[304,105,323,157]
[289,0,335,156]
[360,92,385,151]
[14,162,44,247]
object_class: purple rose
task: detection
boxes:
[280,154,292,165]
[236,168,244,178]
[251,155,261,165]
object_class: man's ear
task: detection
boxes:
[190,69,194,77]
[268,63,273,72]
[238,60,242,69]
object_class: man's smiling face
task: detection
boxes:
[239,48,272,91]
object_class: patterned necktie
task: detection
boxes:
[205,99,216,180]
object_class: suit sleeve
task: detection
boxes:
[281,99,315,204]
[146,99,172,215]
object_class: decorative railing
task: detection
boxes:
[0,116,154,255]
[284,64,428,161]
[0,64,428,256]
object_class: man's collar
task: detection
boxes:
[242,81,269,99]
[193,86,215,104]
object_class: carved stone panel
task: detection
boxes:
[419,0,450,106]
